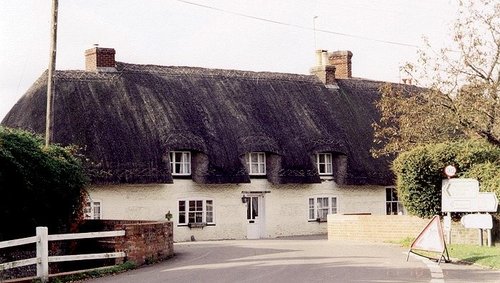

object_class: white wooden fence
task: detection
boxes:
[0,227,126,282]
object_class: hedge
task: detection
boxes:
[393,139,500,218]
[0,127,87,240]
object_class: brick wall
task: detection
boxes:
[79,220,174,266]
[328,214,499,245]
[448,218,499,245]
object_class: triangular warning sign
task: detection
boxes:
[407,215,449,264]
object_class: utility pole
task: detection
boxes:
[45,0,58,147]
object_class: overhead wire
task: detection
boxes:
[174,0,419,48]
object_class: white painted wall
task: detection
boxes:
[85,179,387,242]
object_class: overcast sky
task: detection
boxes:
[1,0,458,120]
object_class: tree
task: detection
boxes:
[0,127,87,240]
[372,0,500,157]
[393,140,500,218]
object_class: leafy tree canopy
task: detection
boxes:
[393,139,500,218]
[372,0,500,157]
[0,127,87,240]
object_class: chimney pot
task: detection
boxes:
[315,50,324,66]
[311,49,353,86]
[321,50,329,66]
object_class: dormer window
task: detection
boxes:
[316,153,333,175]
[170,151,191,176]
[246,152,266,176]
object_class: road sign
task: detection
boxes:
[444,165,456,177]
[441,178,479,212]
[461,214,493,229]
[407,215,449,264]
[477,193,499,212]
[442,178,499,212]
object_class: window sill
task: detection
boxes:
[308,218,327,223]
[178,223,216,229]
[188,223,206,229]
[248,175,267,179]
[171,175,192,179]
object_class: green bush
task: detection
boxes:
[463,162,500,199]
[393,139,500,218]
[0,127,87,240]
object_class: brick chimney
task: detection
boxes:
[328,50,352,79]
[85,46,117,72]
[310,50,353,85]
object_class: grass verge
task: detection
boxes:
[448,244,500,269]
[32,261,137,283]
[390,238,500,269]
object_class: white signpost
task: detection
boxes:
[477,193,499,212]
[441,176,499,247]
[461,214,493,229]
[441,178,498,213]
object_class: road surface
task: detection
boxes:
[88,236,500,283]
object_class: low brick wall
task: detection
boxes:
[448,219,499,245]
[328,215,429,242]
[79,220,174,266]
[328,214,499,245]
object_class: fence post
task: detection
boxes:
[36,227,49,282]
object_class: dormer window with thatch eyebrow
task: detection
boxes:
[169,151,191,176]
[245,152,266,176]
[316,153,333,175]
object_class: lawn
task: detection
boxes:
[448,244,500,269]
[394,237,500,269]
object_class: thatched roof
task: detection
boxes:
[2,62,394,185]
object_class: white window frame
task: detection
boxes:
[386,187,405,215]
[84,200,102,220]
[170,151,191,176]
[316,152,333,175]
[178,198,215,225]
[246,152,266,175]
[308,196,337,221]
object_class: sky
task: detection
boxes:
[0,0,459,121]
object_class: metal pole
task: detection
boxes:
[487,229,492,247]
[446,212,451,244]
[313,16,318,50]
[446,176,452,245]
[45,0,58,147]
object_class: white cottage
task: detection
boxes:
[2,47,408,241]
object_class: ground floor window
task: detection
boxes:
[178,199,214,225]
[84,200,101,219]
[386,187,405,215]
[308,196,337,221]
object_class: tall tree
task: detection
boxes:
[372,0,500,157]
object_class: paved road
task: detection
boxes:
[88,236,500,283]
